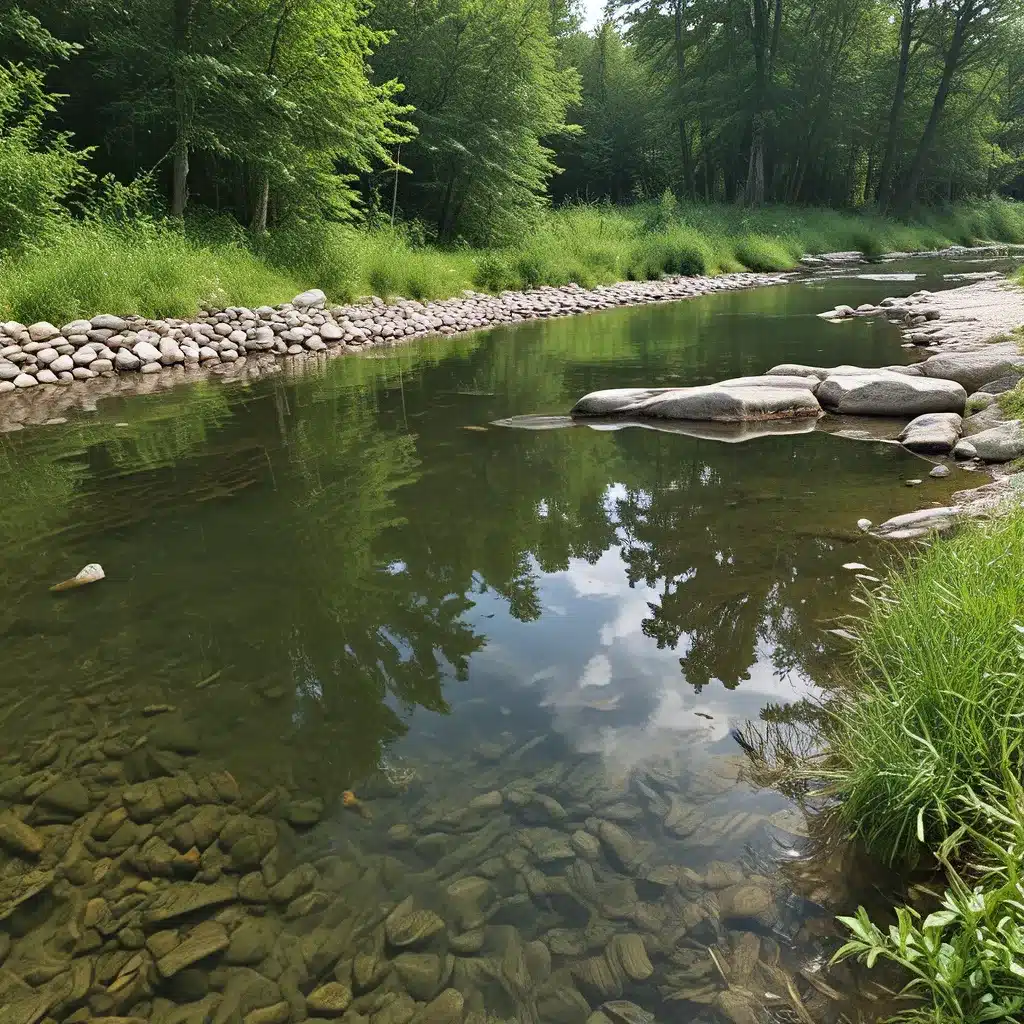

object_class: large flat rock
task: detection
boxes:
[571,385,820,422]
[872,507,960,540]
[717,374,822,392]
[816,373,966,416]
[914,347,1024,393]
[898,412,963,454]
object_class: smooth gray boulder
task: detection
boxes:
[915,349,1024,393]
[571,385,821,422]
[872,506,959,540]
[767,363,911,381]
[569,388,678,415]
[978,372,1024,395]
[963,403,1006,436]
[816,373,966,416]
[717,374,821,392]
[292,288,327,310]
[954,420,1024,462]
[897,413,963,454]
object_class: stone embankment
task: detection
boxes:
[0,273,787,429]
[572,279,1024,540]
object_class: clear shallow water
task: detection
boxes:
[0,259,1000,1023]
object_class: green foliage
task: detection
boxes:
[0,64,90,253]
[834,778,1024,1022]
[820,507,1024,864]
[368,0,580,243]
[998,381,1024,421]
[4,198,1024,321]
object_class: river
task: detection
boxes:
[0,256,1011,1024]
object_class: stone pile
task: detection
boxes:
[0,273,788,401]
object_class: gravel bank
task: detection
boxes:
[0,273,787,430]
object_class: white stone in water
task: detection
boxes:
[842,562,870,571]
[50,563,105,592]
[856,519,872,531]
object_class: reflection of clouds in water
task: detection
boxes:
[478,544,820,774]
[578,653,612,688]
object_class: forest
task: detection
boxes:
[2,0,1024,317]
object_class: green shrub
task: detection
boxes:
[0,64,91,254]
[733,233,796,272]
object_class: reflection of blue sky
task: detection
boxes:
[400,532,820,780]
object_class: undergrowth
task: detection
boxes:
[2,197,1024,323]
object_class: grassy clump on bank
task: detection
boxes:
[2,197,1024,324]
[811,508,1024,1020]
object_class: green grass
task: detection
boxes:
[820,508,1024,864]
[2,197,1024,323]
[998,380,1024,419]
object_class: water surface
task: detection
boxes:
[0,260,997,1022]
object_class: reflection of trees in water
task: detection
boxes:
[0,312,869,792]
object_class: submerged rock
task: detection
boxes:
[385,897,446,948]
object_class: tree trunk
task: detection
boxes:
[251,175,269,233]
[170,0,195,217]
[743,0,781,206]
[895,0,976,213]
[171,118,189,217]
[673,1,694,199]
[875,0,914,210]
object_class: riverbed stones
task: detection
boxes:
[394,953,445,1001]
[897,412,963,454]
[0,811,44,858]
[596,821,642,874]
[816,372,966,416]
[307,982,353,1015]
[386,897,446,948]
[954,420,1024,462]
[157,920,229,977]
[144,881,236,924]
[571,385,820,422]
[605,935,652,982]
[38,777,90,815]
[412,988,463,1024]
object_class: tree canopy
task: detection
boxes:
[2,0,1024,246]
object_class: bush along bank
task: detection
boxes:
[808,505,1024,1022]
[0,273,787,403]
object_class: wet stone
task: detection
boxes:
[386,897,446,948]
[307,982,353,1016]
[156,920,229,978]
[38,778,91,815]
[285,798,324,827]
[269,864,318,905]
[394,953,444,1001]
[239,872,270,903]
[143,881,236,925]
[597,821,642,874]
[411,988,463,1024]
[0,811,44,858]
[245,1002,291,1024]
[225,917,277,965]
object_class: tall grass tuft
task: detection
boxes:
[821,508,1024,864]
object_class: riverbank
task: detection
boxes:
[0,272,789,430]
[4,200,1024,327]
